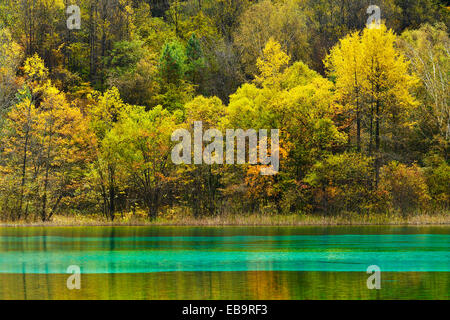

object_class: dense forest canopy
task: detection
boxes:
[0,0,448,221]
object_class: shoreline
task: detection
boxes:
[1,212,448,227]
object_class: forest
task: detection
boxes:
[0,0,448,223]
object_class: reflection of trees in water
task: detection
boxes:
[0,271,447,299]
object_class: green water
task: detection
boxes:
[0,226,448,299]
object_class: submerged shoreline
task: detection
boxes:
[1,212,448,227]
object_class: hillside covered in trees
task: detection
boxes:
[0,0,449,222]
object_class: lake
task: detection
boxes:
[0,226,448,299]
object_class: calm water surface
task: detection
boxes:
[0,226,448,299]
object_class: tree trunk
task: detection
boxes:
[356,93,361,152]
[108,166,115,221]
[147,189,159,220]
[375,99,380,188]
[89,1,97,83]
[41,120,54,222]
[18,112,31,220]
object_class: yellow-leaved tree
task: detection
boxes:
[0,55,95,221]
[326,24,419,186]
[87,87,129,221]
[254,38,290,88]
[0,28,23,110]
[226,39,345,213]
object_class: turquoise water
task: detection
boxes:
[1,234,449,273]
[0,226,448,299]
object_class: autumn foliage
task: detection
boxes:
[0,0,448,221]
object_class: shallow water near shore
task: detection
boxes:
[0,226,448,299]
